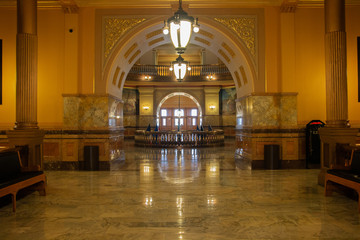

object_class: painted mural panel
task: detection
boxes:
[123,88,138,115]
[221,88,236,115]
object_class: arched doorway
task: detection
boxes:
[156,92,203,131]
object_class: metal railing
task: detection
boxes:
[129,64,230,77]
[135,129,224,148]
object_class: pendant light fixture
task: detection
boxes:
[162,0,200,54]
[169,55,191,82]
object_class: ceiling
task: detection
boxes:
[1,0,360,8]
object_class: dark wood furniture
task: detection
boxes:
[325,148,360,212]
[0,148,46,212]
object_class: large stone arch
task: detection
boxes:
[102,16,262,100]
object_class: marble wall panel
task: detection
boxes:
[63,95,113,129]
[63,97,80,128]
[236,93,297,129]
[236,129,306,169]
[41,130,125,170]
[62,140,79,162]
[280,95,297,128]
[252,96,280,127]
[43,142,60,157]
[203,115,221,127]
[222,115,236,126]
[138,115,157,128]
[124,115,137,127]
[79,97,109,128]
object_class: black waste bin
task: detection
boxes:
[84,146,99,170]
[264,145,280,169]
[306,120,325,168]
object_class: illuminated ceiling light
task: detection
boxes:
[206,74,215,80]
[169,55,190,82]
[162,0,199,54]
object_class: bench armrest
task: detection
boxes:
[21,165,41,172]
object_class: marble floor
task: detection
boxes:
[1,140,360,239]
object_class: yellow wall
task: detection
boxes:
[37,9,65,128]
[293,8,326,126]
[264,7,281,93]
[78,7,95,94]
[0,8,17,128]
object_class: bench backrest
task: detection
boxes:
[0,151,21,180]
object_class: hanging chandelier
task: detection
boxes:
[169,55,191,82]
[162,0,200,54]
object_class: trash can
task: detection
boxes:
[264,145,280,169]
[306,120,325,168]
[84,146,99,170]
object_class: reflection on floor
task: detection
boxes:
[1,140,360,239]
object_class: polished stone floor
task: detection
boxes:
[1,140,360,239]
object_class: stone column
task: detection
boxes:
[7,0,44,171]
[15,0,38,129]
[324,0,348,127]
[318,0,358,185]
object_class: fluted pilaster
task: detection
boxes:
[324,0,348,128]
[325,31,347,127]
[14,0,38,129]
[15,33,38,129]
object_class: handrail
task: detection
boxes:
[135,129,225,148]
[129,64,230,77]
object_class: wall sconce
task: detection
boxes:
[143,106,150,110]
[209,105,216,110]
[144,75,152,80]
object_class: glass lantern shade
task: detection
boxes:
[170,55,190,82]
[170,21,192,53]
[174,62,187,81]
[163,0,199,54]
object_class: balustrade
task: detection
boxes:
[135,130,224,147]
[129,64,230,77]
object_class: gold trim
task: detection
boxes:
[214,17,256,58]
[117,71,125,89]
[124,43,138,59]
[221,42,235,58]
[239,66,248,84]
[194,37,211,46]
[148,37,164,46]
[128,50,141,64]
[112,67,120,85]
[199,29,214,39]
[104,18,146,59]
[218,49,230,63]
[234,71,242,88]
[146,29,163,39]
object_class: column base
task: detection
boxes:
[6,129,45,171]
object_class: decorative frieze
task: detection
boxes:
[104,18,146,60]
[214,17,256,58]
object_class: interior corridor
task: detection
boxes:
[0,140,360,239]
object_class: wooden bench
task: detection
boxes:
[0,148,46,212]
[325,149,360,212]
